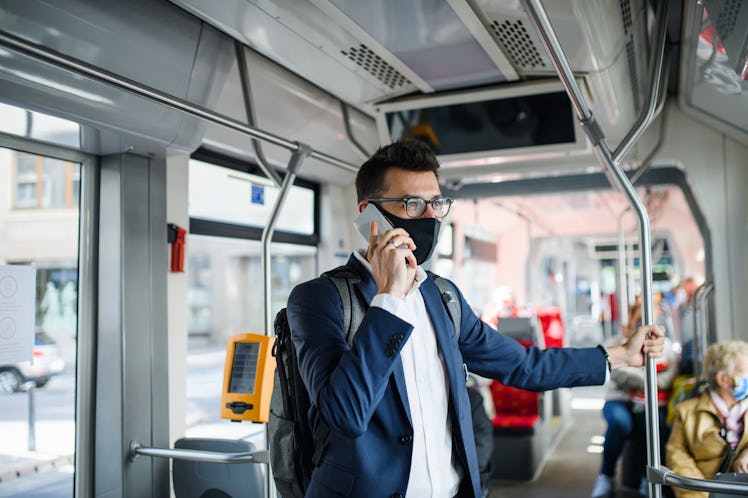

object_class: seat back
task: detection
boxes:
[173,438,263,498]
[489,381,540,429]
[536,307,565,348]
[497,316,544,348]
[491,317,543,430]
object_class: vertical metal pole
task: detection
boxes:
[692,283,713,378]
[618,208,631,328]
[261,144,309,498]
[28,384,36,451]
[521,1,669,496]
[262,144,310,335]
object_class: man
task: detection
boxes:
[287,138,665,498]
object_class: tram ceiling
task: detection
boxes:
[170,0,655,147]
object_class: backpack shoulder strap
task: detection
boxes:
[427,270,461,340]
[322,265,365,345]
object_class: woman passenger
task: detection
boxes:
[666,341,748,498]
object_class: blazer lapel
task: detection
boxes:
[420,277,464,420]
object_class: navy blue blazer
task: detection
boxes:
[287,255,607,497]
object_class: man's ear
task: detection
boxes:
[357,200,369,213]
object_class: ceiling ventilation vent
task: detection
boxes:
[620,0,633,34]
[488,18,548,71]
[341,44,411,90]
[625,40,642,111]
[620,0,642,112]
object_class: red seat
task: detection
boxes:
[490,380,540,430]
[536,306,565,349]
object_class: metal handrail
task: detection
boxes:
[129,441,268,464]
[650,467,748,495]
[235,39,283,188]
[341,101,371,159]
[612,0,669,164]
[617,207,632,327]
[0,30,358,173]
[262,145,310,335]
[522,1,669,496]
[691,282,714,377]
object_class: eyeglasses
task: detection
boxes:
[367,196,454,218]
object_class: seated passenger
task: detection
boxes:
[592,302,679,498]
[666,341,748,498]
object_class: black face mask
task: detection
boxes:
[375,204,441,265]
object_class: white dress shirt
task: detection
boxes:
[353,251,462,497]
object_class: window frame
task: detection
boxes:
[189,148,320,245]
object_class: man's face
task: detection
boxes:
[358,168,442,218]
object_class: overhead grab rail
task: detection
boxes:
[0,31,358,174]
[235,39,283,188]
[340,101,372,159]
[521,1,669,497]
[128,441,268,464]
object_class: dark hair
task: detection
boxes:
[355,138,440,202]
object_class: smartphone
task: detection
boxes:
[353,203,394,243]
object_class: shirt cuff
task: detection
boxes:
[371,293,410,322]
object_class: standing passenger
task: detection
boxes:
[591,302,679,497]
[666,341,748,498]
[287,138,665,498]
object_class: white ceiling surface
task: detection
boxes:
[172,0,650,182]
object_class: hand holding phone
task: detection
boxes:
[354,204,416,296]
[353,203,394,243]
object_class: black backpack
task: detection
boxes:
[268,265,460,498]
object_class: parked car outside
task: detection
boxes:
[0,329,66,393]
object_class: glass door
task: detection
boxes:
[0,142,84,498]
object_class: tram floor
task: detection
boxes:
[489,385,661,498]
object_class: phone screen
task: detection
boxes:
[353,204,394,242]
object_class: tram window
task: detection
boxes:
[0,102,80,148]
[189,158,315,236]
[0,144,81,496]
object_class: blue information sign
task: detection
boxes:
[251,184,264,205]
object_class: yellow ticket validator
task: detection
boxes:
[221,333,276,423]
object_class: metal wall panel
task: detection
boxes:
[97,152,168,497]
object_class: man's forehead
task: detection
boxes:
[382,168,440,196]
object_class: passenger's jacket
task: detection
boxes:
[287,255,607,498]
[666,391,748,498]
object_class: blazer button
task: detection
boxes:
[390,494,403,498]
[400,434,412,444]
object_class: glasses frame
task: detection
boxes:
[367,196,454,218]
